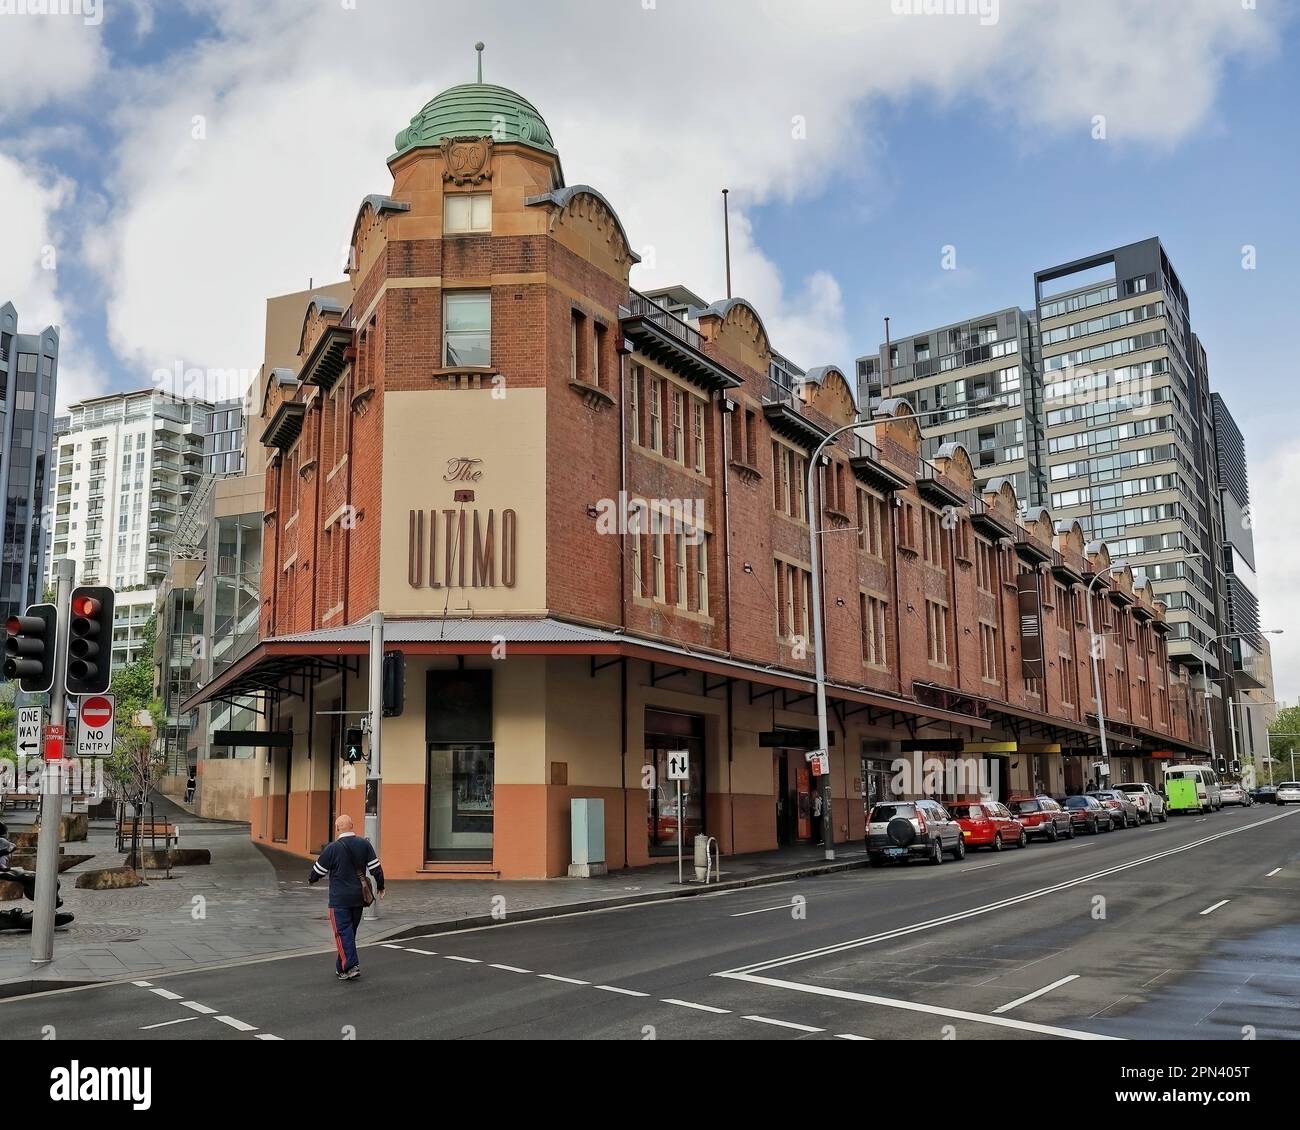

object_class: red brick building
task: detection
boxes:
[189,76,1208,879]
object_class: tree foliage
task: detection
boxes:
[1267,705,1300,783]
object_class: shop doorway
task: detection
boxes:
[645,709,705,857]
[774,748,818,845]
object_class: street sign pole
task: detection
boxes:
[364,611,383,922]
[32,558,74,965]
[676,777,683,885]
[666,749,689,885]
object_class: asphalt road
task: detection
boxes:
[3,805,1297,1041]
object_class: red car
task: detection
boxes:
[1008,795,1074,842]
[947,800,1027,851]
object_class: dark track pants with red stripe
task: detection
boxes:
[329,906,363,974]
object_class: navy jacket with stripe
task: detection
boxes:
[309,833,385,908]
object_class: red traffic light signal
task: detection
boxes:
[66,585,115,695]
[4,605,57,693]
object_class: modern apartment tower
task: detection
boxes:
[856,307,1045,507]
[0,302,59,625]
[1034,238,1224,681]
[47,389,211,667]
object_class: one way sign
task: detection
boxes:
[666,750,690,781]
[15,706,41,760]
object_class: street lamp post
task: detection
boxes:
[1083,560,1131,788]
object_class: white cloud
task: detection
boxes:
[1249,447,1300,707]
[0,7,106,122]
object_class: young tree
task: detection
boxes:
[1268,704,1300,784]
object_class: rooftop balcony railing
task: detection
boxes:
[625,292,705,353]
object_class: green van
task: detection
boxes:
[1163,764,1221,814]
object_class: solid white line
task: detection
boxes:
[731,902,799,918]
[835,1033,873,1040]
[662,998,730,1014]
[139,1016,198,1030]
[490,963,532,974]
[215,1015,257,1032]
[743,1015,824,1033]
[539,974,589,985]
[596,985,649,997]
[1267,868,1282,877]
[181,1001,218,1014]
[406,949,437,956]
[443,955,481,964]
[255,1034,283,1041]
[721,810,1296,977]
[1200,899,1230,916]
[992,974,1079,1014]
[150,988,183,1000]
[720,972,1119,1040]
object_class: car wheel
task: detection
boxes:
[1065,820,1076,839]
[1048,822,1059,843]
[992,833,1003,853]
[929,838,944,865]
[1160,809,1168,823]
[1088,818,1097,834]
[952,836,966,861]
[1017,829,1027,848]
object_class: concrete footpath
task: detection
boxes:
[0,801,866,993]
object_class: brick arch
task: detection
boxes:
[801,365,858,425]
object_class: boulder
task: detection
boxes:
[0,880,24,902]
[60,813,89,842]
[134,847,211,869]
[9,852,92,873]
[74,867,144,890]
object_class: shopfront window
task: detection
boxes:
[645,709,704,857]
[425,670,494,861]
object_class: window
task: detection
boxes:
[693,535,709,615]
[900,502,917,551]
[652,532,665,601]
[974,539,994,592]
[570,310,586,383]
[861,593,887,666]
[979,622,998,681]
[629,366,641,446]
[1060,657,1076,705]
[631,530,643,598]
[926,600,949,666]
[858,491,885,556]
[744,409,758,466]
[671,389,685,463]
[692,399,706,473]
[593,323,607,390]
[771,442,806,520]
[444,193,491,233]
[674,532,688,610]
[443,290,491,367]
[922,508,945,568]
[649,377,663,453]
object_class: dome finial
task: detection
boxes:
[475,42,485,83]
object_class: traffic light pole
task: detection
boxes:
[31,558,74,965]
[364,611,383,922]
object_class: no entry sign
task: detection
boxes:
[76,693,116,758]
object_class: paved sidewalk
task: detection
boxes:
[0,813,866,991]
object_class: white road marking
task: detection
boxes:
[380,944,406,950]
[132,980,153,987]
[743,1015,824,1033]
[490,964,532,974]
[406,949,437,956]
[139,1016,198,1030]
[992,974,1079,1014]
[443,955,481,964]
[1267,868,1282,877]
[255,1034,283,1041]
[835,1033,873,1040]
[662,998,730,1014]
[731,902,800,918]
[596,985,649,997]
[181,1001,218,1014]
[719,972,1119,1040]
[1199,899,1230,916]
[721,810,1296,977]
[215,1015,257,1032]
[539,974,589,986]
[150,988,183,1001]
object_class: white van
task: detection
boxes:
[1162,763,1222,813]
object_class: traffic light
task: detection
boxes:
[1215,757,1227,775]
[382,651,405,718]
[344,726,365,764]
[4,604,57,692]
[65,585,115,695]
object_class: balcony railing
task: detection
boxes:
[625,292,705,353]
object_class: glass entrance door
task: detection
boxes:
[645,709,705,857]
[426,742,494,861]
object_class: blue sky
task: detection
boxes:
[1,0,1296,698]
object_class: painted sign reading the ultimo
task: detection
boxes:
[407,508,518,589]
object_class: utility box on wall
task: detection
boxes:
[568,798,607,878]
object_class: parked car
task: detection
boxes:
[1089,789,1140,828]
[866,800,966,866]
[1114,781,1168,823]
[1009,795,1073,842]
[1064,795,1113,834]
[1219,783,1253,807]
[1277,782,1300,806]
[947,800,1028,851]
[1251,785,1278,805]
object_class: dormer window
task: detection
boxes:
[444,193,491,234]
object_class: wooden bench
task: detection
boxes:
[117,820,179,853]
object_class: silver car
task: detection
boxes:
[1277,781,1300,806]
[1115,781,1168,823]
[866,799,966,866]
[1219,783,1252,807]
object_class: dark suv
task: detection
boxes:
[1008,795,1073,842]
[1064,794,1113,834]
[866,800,965,866]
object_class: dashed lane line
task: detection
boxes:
[215,1015,258,1032]
[1199,899,1230,916]
[991,974,1079,1015]
[490,963,532,974]
[743,1015,823,1033]
[662,999,730,1014]
[139,1017,198,1031]
[597,985,649,998]
[181,1001,219,1015]
[539,974,590,986]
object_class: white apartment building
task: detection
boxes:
[48,390,211,668]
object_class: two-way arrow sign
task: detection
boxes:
[667,750,690,781]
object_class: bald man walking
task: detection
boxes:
[309,814,385,980]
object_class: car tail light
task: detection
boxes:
[916,808,928,836]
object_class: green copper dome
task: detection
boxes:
[392,83,557,161]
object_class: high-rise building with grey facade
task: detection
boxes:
[0,302,59,625]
